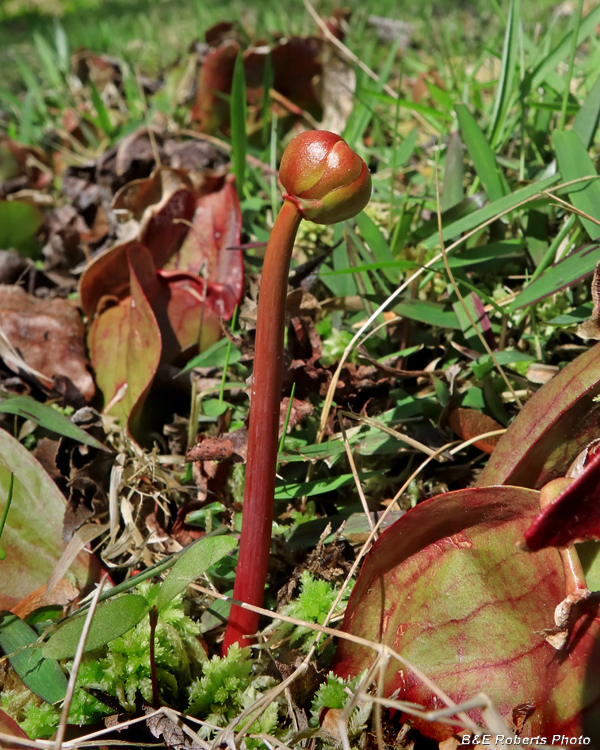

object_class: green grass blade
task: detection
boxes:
[553,129,600,240]
[33,32,63,91]
[181,338,242,373]
[422,174,560,249]
[230,50,247,198]
[0,612,67,703]
[511,241,600,311]
[573,73,600,149]
[53,20,69,73]
[89,82,113,137]
[455,103,508,202]
[528,4,600,93]
[489,0,520,147]
[394,127,418,168]
[393,298,461,329]
[278,382,296,454]
[274,471,378,500]
[18,91,35,146]
[355,212,398,285]
[0,396,108,450]
[441,131,465,211]
[560,0,584,129]
[261,51,274,147]
[14,52,46,115]
[0,473,13,561]
[0,471,15,560]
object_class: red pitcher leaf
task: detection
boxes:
[164,179,243,318]
[88,246,161,434]
[0,428,97,611]
[0,709,29,747]
[79,239,146,317]
[480,342,600,489]
[88,301,129,414]
[114,126,166,178]
[112,167,197,268]
[192,41,240,132]
[448,407,503,454]
[155,271,221,361]
[331,485,600,741]
[165,138,230,196]
[525,447,600,551]
[271,37,323,115]
[242,36,322,113]
[0,286,94,402]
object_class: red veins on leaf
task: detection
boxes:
[332,486,600,742]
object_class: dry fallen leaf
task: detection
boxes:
[0,285,94,402]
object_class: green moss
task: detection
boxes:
[272,571,354,653]
[187,643,279,743]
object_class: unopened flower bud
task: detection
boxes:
[278,130,371,224]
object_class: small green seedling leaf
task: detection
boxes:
[0,473,14,561]
[157,535,237,612]
[0,396,108,451]
[43,594,149,660]
[0,611,67,703]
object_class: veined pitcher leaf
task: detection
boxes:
[0,428,96,611]
[0,708,29,746]
[332,486,600,741]
[480,342,600,488]
[525,447,600,551]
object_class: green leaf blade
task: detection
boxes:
[553,129,600,240]
[43,594,150,660]
[157,535,237,612]
[0,611,67,703]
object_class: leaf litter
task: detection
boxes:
[2,2,600,748]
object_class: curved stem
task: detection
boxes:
[223,200,302,653]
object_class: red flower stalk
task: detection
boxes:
[222,131,371,652]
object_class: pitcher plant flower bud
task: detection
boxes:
[222,130,370,653]
[278,131,371,224]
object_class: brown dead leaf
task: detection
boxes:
[145,707,204,750]
[577,260,600,340]
[10,578,79,620]
[448,407,503,454]
[0,138,52,197]
[186,427,248,463]
[192,40,240,133]
[319,708,344,743]
[279,396,314,437]
[0,286,94,402]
